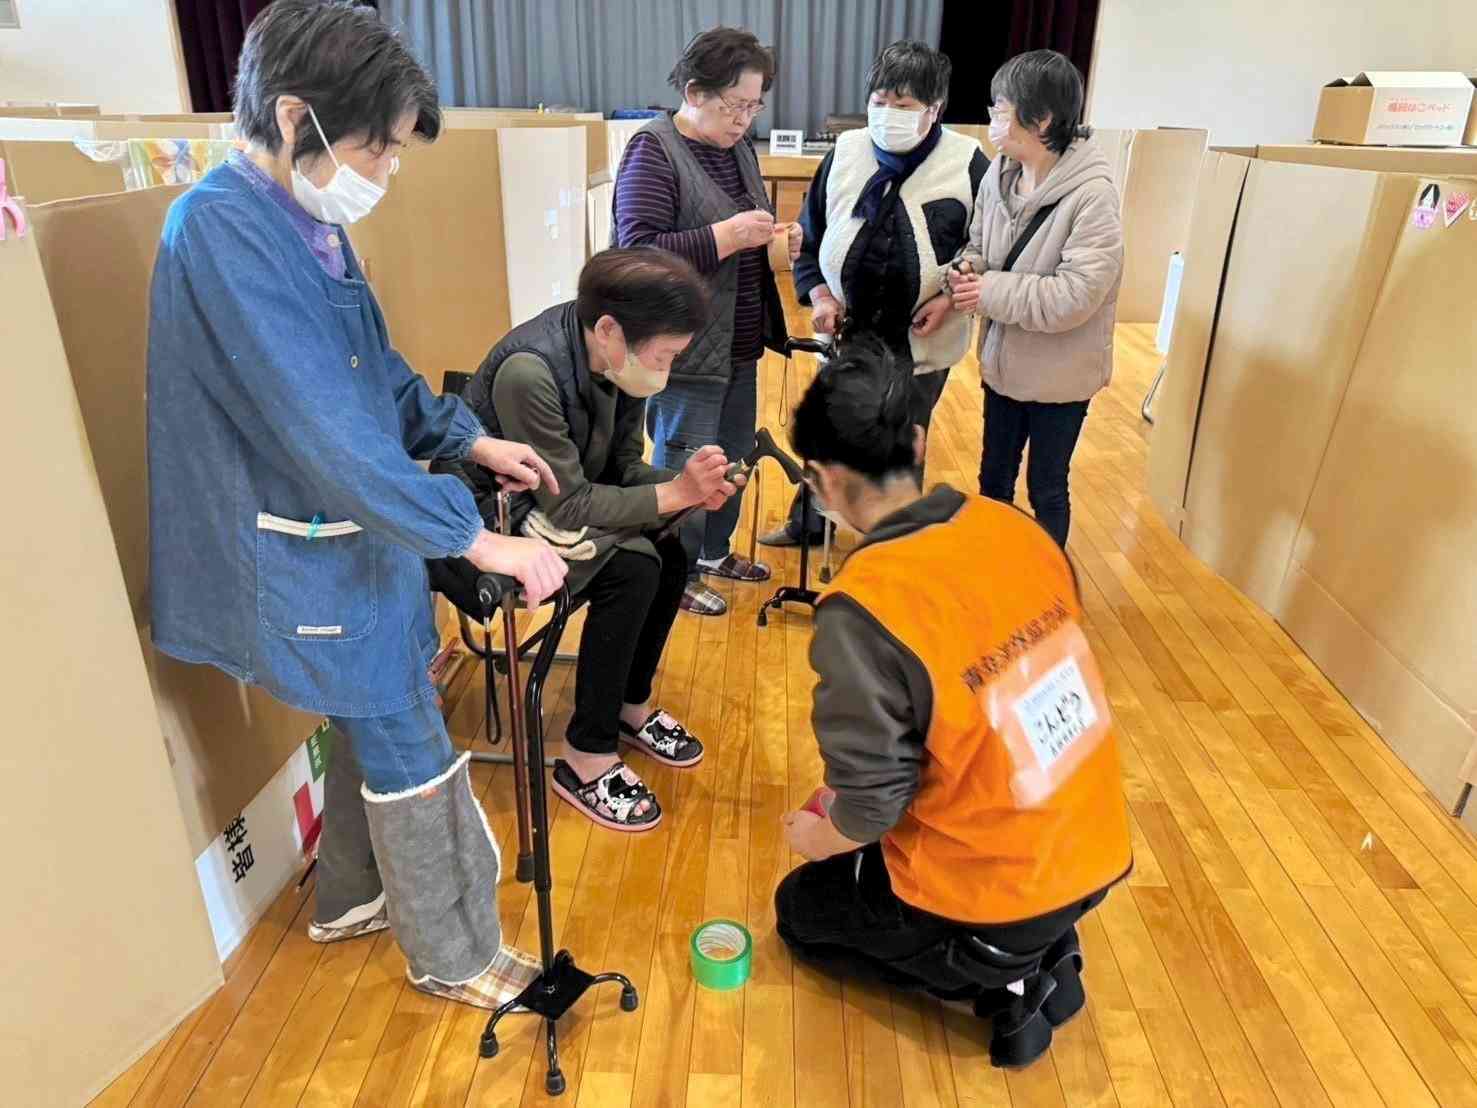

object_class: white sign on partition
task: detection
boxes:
[769,130,804,156]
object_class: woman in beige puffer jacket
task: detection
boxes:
[950,50,1124,548]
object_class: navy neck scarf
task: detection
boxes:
[852,122,943,226]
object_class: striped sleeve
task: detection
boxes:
[612,133,720,272]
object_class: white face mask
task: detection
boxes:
[605,343,669,399]
[988,117,1012,150]
[867,104,929,154]
[290,104,393,225]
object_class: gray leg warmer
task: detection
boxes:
[361,752,503,983]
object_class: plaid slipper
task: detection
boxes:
[308,894,390,944]
[680,580,728,617]
[408,943,542,1010]
[698,553,772,582]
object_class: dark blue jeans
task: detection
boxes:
[330,694,454,793]
[979,385,1089,549]
[646,359,758,568]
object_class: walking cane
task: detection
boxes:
[494,491,535,884]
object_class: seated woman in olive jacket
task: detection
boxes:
[460,248,742,833]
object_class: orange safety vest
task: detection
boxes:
[819,494,1132,925]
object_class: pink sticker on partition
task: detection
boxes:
[1412,184,1441,229]
[0,158,27,241]
[1444,192,1472,227]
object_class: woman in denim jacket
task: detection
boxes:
[147,0,566,1010]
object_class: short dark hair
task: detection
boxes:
[866,40,951,110]
[576,248,710,347]
[990,49,1089,154]
[668,27,776,97]
[235,0,440,163]
[790,339,916,482]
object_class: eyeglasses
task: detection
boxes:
[715,93,766,121]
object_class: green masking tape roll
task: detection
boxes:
[690,919,753,991]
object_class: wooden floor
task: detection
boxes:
[95,291,1477,1107]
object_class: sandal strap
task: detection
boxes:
[630,710,700,760]
[571,762,653,824]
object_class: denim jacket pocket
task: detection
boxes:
[256,512,378,642]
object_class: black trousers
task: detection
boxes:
[785,367,952,536]
[978,385,1089,549]
[565,533,688,755]
[775,843,1106,995]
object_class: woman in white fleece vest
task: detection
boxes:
[761,40,988,548]
[949,50,1124,549]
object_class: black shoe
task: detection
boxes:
[1041,927,1085,1028]
[757,525,824,548]
[988,973,1056,1070]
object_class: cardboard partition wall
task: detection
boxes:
[1256,143,1477,175]
[1145,151,1252,531]
[0,116,229,143]
[0,116,99,141]
[1467,80,1477,145]
[351,126,586,394]
[1090,129,1133,205]
[109,112,236,124]
[91,119,229,141]
[29,191,325,856]
[0,138,128,203]
[944,123,1000,160]
[443,108,607,177]
[499,127,586,327]
[0,221,220,1105]
[1117,128,1208,323]
[1314,72,1474,147]
[605,118,645,176]
[0,101,100,117]
[587,179,614,258]
[1178,159,1412,612]
[1277,179,1477,822]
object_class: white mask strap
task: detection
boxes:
[305,103,342,169]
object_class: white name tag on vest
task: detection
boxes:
[769,130,803,156]
[1012,656,1100,771]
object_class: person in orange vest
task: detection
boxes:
[775,339,1132,1069]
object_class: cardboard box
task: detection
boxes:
[1314,72,1474,147]
[1117,128,1208,323]
[1146,151,1252,532]
[1277,177,1477,819]
[1466,78,1477,145]
[29,190,325,855]
[1177,159,1412,613]
[1,215,220,1104]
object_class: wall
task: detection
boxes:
[1088,0,1475,146]
[0,0,188,113]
